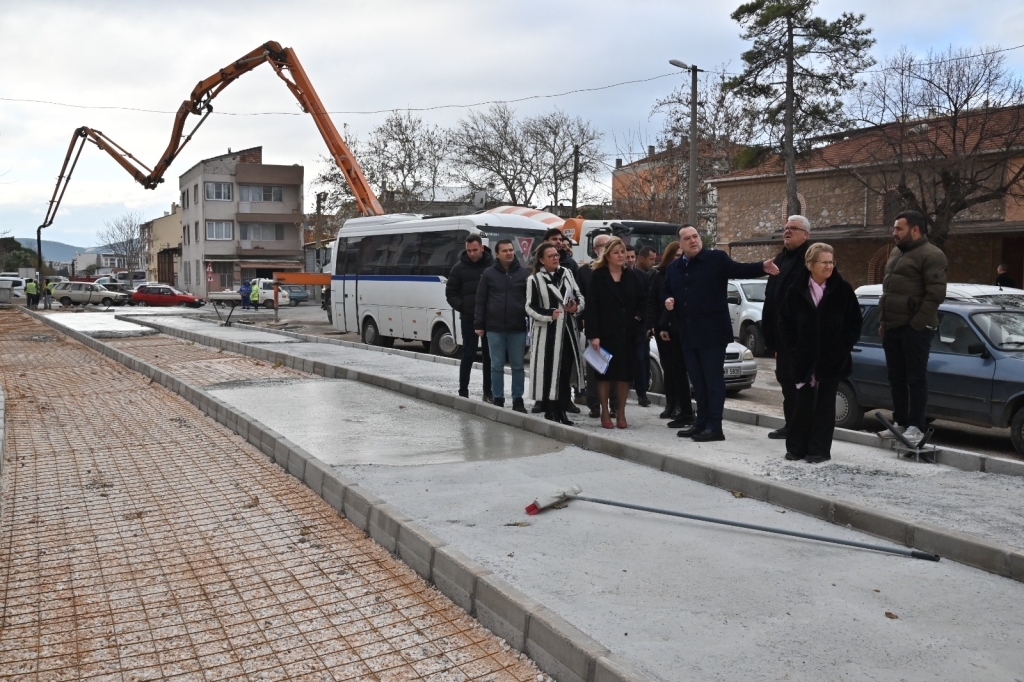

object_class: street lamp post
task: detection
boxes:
[669,59,703,227]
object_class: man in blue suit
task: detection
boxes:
[663,225,779,441]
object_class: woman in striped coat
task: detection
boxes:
[526,242,585,425]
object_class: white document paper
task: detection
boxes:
[583,344,613,374]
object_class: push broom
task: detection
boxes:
[526,485,940,562]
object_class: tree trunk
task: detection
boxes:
[784,16,800,216]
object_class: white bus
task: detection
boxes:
[327,213,549,356]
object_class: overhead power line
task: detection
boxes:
[0,73,678,117]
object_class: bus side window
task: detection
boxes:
[360,235,396,276]
[391,233,421,276]
[419,230,466,277]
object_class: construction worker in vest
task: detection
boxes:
[24,279,38,309]
[42,278,53,310]
[250,279,261,308]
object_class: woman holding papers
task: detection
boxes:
[584,237,647,429]
[526,243,586,425]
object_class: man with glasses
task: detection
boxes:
[542,227,580,278]
[761,215,812,440]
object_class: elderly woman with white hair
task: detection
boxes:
[777,243,862,463]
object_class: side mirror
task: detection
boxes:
[967,342,990,358]
[727,294,740,305]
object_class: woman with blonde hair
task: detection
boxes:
[526,242,585,424]
[778,242,861,463]
[584,237,647,429]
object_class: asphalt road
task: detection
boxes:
[196,303,1021,461]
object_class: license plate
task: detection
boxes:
[725,367,742,377]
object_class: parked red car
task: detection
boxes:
[131,285,204,308]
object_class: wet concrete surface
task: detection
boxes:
[37,312,158,337]
[208,379,564,466]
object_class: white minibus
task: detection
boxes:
[327,213,549,356]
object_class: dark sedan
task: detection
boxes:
[838,298,1024,455]
[281,284,309,306]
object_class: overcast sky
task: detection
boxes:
[2,0,1023,247]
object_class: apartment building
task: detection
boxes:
[178,146,304,296]
[140,203,182,285]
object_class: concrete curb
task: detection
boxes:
[103,313,1024,586]
[27,310,641,682]
[133,313,1024,479]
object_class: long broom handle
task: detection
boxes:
[568,495,940,562]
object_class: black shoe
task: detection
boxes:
[512,398,527,413]
[493,397,505,407]
[544,407,559,422]
[691,429,725,442]
[531,402,545,413]
[458,389,469,398]
[784,452,804,461]
[588,408,601,418]
[483,391,493,402]
[637,394,652,407]
[767,427,788,440]
[805,455,831,464]
[667,415,694,429]
[677,425,703,438]
[556,409,574,426]
[659,400,675,419]
[564,402,581,414]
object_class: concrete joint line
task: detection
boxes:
[96,313,1024,585]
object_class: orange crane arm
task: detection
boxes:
[40,41,383,229]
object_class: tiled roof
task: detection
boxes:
[713,106,1024,183]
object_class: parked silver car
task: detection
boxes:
[648,339,758,395]
[52,281,129,307]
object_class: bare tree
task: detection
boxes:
[96,211,145,279]
[609,130,685,224]
[527,109,605,208]
[843,46,1024,248]
[452,104,545,206]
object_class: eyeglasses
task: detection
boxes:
[784,226,808,233]
[815,260,836,267]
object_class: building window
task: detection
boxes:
[783,192,807,217]
[194,222,199,242]
[196,260,201,287]
[204,182,232,201]
[206,221,234,240]
[239,223,286,241]
[183,225,189,246]
[193,184,199,203]
[211,262,233,289]
[181,190,189,209]
[239,185,283,202]
[184,261,191,287]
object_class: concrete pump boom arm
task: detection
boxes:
[40,41,383,229]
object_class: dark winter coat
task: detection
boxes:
[661,248,766,350]
[761,241,810,353]
[474,259,530,333]
[778,269,862,384]
[445,248,494,317]
[585,267,646,347]
[559,249,580,278]
[645,268,675,332]
[879,236,947,331]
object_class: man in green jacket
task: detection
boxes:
[878,210,947,445]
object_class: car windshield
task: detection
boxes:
[971,311,1024,349]
[94,284,108,291]
[740,282,767,302]
[976,294,1024,310]
[170,287,186,295]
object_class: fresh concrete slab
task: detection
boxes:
[337,449,1024,682]
[38,312,157,337]
[208,379,564,466]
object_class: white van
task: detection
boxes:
[249,278,290,309]
[0,276,27,299]
[327,213,548,356]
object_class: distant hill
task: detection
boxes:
[13,238,93,263]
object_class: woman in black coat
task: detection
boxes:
[585,237,647,429]
[645,241,694,426]
[778,243,862,463]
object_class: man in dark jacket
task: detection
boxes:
[760,215,812,440]
[663,226,778,441]
[633,246,657,406]
[996,264,1017,289]
[475,239,530,413]
[879,210,947,444]
[446,234,494,401]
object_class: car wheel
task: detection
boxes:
[59,297,73,307]
[835,381,864,430]
[362,317,383,346]
[136,300,147,307]
[1011,408,1024,457]
[101,298,114,307]
[648,357,665,394]
[741,323,766,357]
[430,325,460,358]
[291,300,299,307]
[178,301,189,307]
